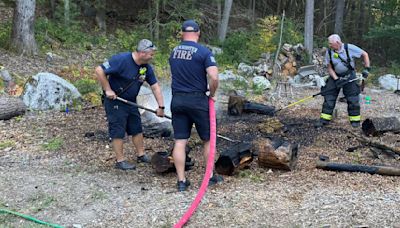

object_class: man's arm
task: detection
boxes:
[361,51,370,68]
[95,66,116,99]
[150,82,165,117]
[206,66,219,98]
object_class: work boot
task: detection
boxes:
[351,121,360,128]
[314,119,330,128]
[137,154,151,163]
[209,175,224,186]
[115,160,136,170]
[177,179,191,192]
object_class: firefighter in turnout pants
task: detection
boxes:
[316,34,370,128]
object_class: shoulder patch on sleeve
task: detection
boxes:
[210,56,216,63]
[103,61,111,69]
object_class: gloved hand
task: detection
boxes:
[335,78,347,88]
[362,67,371,79]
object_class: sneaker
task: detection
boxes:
[351,121,360,128]
[177,179,191,192]
[137,154,151,163]
[209,175,224,186]
[314,119,330,128]
[115,160,136,170]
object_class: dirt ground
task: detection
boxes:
[1,45,400,227]
[1,83,400,227]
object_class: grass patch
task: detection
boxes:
[238,169,264,183]
[0,140,16,150]
[42,137,63,151]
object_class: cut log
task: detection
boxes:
[0,96,26,120]
[228,95,275,116]
[362,117,400,136]
[316,160,400,176]
[151,146,194,173]
[215,142,253,175]
[255,138,299,171]
[349,131,400,155]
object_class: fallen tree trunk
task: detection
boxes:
[316,160,400,176]
[254,138,299,171]
[0,96,26,120]
[361,117,400,136]
[215,142,253,175]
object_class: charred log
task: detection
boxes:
[228,95,275,116]
[215,142,253,175]
[316,160,400,176]
[151,146,193,173]
[255,138,298,171]
[362,117,400,136]
[0,96,26,120]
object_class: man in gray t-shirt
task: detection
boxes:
[316,34,370,128]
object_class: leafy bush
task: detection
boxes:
[73,78,101,95]
[0,20,12,50]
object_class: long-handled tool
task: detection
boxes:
[274,76,364,113]
[116,96,239,142]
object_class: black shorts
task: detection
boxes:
[104,98,142,139]
[171,92,210,141]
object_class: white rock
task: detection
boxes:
[252,76,271,90]
[379,74,400,91]
[237,63,254,76]
[23,72,81,110]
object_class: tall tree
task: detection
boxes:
[304,0,314,63]
[95,0,107,34]
[218,0,233,42]
[64,0,70,26]
[334,0,345,36]
[11,0,38,55]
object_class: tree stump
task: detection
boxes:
[254,138,299,171]
[215,142,253,175]
[0,96,26,120]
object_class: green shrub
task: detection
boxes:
[73,78,101,95]
[42,137,63,151]
[0,20,12,50]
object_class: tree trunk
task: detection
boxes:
[0,96,27,120]
[11,0,38,55]
[218,0,233,42]
[50,0,56,19]
[217,0,222,39]
[95,0,107,34]
[334,0,345,36]
[64,0,70,26]
[304,0,314,64]
[358,0,365,38]
[154,0,160,41]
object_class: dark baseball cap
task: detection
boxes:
[137,39,157,52]
[181,20,199,32]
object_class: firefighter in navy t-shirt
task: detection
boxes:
[95,39,165,170]
[169,20,223,191]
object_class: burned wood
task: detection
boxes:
[255,138,298,171]
[228,95,275,116]
[151,146,193,173]
[361,117,400,136]
[0,96,26,120]
[349,131,400,156]
[215,142,253,175]
[316,160,400,176]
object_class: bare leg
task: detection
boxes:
[203,140,213,176]
[112,138,124,162]
[173,139,188,181]
[131,133,145,156]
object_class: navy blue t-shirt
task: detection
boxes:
[100,52,157,101]
[169,41,217,93]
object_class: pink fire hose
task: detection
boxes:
[174,98,217,228]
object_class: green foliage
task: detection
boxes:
[42,137,63,151]
[73,78,101,96]
[0,20,12,50]
[35,17,94,50]
[217,31,253,65]
[115,29,141,52]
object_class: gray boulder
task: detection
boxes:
[23,72,81,110]
[379,74,400,91]
[252,76,271,90]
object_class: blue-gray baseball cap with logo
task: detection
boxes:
[181,20,199,32]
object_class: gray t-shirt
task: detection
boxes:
[324,43,364,74]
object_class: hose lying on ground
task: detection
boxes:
[0,208,64,228]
